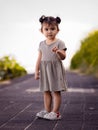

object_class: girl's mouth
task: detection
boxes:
[48,35,53,37]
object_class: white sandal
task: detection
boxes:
[44,112,61,120]
[36,110,49,118]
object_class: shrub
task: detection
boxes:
[0,56,27,81]
[70,30,98,77]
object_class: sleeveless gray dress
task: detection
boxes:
[39,39,67,92]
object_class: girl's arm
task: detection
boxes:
[56,49,66,60]
[35,51,42,80]
[52,47,66,60]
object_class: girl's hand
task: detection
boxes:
[35,72,40,80]
[52,46,66,60]
[52,46,58,53]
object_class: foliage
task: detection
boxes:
[0,56,27,81]
[70,30,98,77]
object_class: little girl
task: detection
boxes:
[35,15,67,120]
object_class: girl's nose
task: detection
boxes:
[48,29,52,33]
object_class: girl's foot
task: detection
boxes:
[36,110,49,118]
[44,112,61,120]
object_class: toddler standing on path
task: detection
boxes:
[35,15,67,120]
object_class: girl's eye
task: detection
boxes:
[44,27,56,31]
[45,28,48,31]
[51,28,55,30]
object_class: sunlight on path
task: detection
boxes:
[68,88,95,93]
[25,88,40,93]
[25,87,96,94]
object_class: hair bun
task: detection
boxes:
[56,17,61,24]
[39,15,46,23]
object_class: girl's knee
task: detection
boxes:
[53,91,61,97]
[44,91,51,96]
[54,91,61,94]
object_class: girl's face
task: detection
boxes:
[41,23,59,40]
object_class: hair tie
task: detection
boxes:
[39,15,46,23]
[56,17,61,24]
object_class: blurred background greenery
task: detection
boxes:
[0,56,27,81]
[70,30,98,77]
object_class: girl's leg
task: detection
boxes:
[52,91,61,113]
[44,91,52,112]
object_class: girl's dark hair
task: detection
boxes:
[39,15,61,24]
[39,15,61,31]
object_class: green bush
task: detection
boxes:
[0,56,27,81]
[70,30,98,77]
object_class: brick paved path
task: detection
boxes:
[0,71,98,130]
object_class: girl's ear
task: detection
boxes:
[57,30,59,33]
[39,29,43,33]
